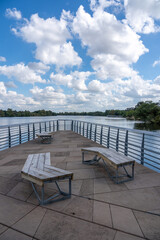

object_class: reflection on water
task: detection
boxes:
[134,122,160,133]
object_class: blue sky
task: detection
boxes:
[0,0,160,112]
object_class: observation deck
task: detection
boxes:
[0,130,159,240]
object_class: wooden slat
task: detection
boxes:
[44,152,51,165]
[21,154,34,174]
[37,153,45,171]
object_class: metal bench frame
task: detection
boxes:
[82,151,135,184]
[31,177,72,205]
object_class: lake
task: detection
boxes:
[0,115,160,133]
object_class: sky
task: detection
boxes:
[0,0,160,112]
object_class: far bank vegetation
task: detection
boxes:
[0,101,160,124]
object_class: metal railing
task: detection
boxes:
[0,119,160,172]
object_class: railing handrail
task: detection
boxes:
[0,119,160,137]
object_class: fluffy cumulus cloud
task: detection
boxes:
[124,0,160,33]
[0,82,39,110]
[5,8,22,20]
[12,13,82,67]
[30,86,66,107]
[50,71,92,90]
[72,5,148,80]
[0,63,46,84]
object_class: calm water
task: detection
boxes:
[0,116,160,133]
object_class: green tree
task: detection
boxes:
[134,101,160,123]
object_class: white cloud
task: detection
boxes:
[124,0,160,34]
[0,63,46,84]
[4,81,17,88]
[0,82,39,110]
[50,71,92,90]
[90,0,122,12]
[30,86,66,107]
[153,59,160,67]
[0,56,6,62]
[5,8,22,20]
[72,5,148,80]
[28,62,50,74]
[13,13,82,67]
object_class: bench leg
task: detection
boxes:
[82,151,101,165]
[31,177,72,205]
[102,160,135,184]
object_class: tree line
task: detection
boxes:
[0,101,160,123]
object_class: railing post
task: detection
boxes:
[33,123,35,139]
[90,124,92,140]
[39,122,41,133]
[116,129,119,152]
[124,130,128,156]
[19,125,21,144]
[79,122,81,134]
[87,123,89,139]
[94,124,97,142]
[57,120,59,131]
[141,133,145,165]
[8,126,11,148]
[45,122,47,132]
[49,121,51,132]
[100,126,103,145]
[83,122,85,136]
[107,127,110,148]
[28,124,30,141]
[71,120,73,131]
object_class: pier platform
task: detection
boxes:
[0,131,159,240]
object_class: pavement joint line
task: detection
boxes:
[132,209,145,239]
[42,201,148,239]
[71,193,160,217]
[0,222,40,240]
[33,207,47,239]
[10,204,38,228]
[1,188,160,219]
[109,203,114,228]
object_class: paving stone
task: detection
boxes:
[0,194,35,226]
[71,168,95,180]
[35,209,116,240]
[134,211,160,240]
[92,187,160,211]
[114,231,145,240]
[93,201,112,227]
[125,173,160,189]
[94,178,111,194]
[13,206,46,236]
[0,176,18,194]
[79,179,94,196]
[7,182,33,201]
[110,205,143,237]
[0,228,32,240]
[63,196,93,221]
[0,224,8,235]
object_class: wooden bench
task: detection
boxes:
[21,152,73,205]
[36,132,53,144]
[81,147,135,184]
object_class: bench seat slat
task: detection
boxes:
[21,154,34,174]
